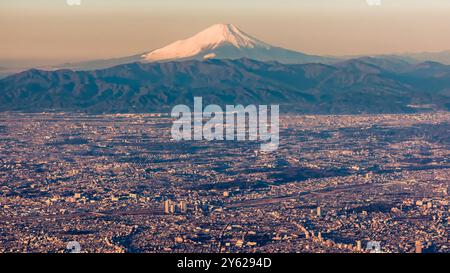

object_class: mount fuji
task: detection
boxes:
[141,23,333,64]
[52,23,335,71]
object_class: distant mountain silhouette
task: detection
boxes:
[401,51,450,65]
[48,23,335,72]
[1,58,449,114]
[141,23,335,64]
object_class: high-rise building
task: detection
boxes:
[179,201,187,213]
[415,241,422,254]
[163,200,170,214]
[356,240,362,251]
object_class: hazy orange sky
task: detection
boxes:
[1,0,450,65]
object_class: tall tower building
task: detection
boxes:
[356,240,362,251]
[415,241,423,254]
[179,201,187,213]
[164,200,170,214]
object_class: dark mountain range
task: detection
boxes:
[1,58,449,114]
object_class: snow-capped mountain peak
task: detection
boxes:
[48,23,334,71]
[193,23,271,49]
[142,23,272,62]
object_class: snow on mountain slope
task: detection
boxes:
[142,23,272,61]
[141,23,333,64]
[29,23,335,74]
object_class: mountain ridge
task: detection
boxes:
[1,57,449,114]
[2,24,450,79]
[140,23,333,64]
[38,23,335,73]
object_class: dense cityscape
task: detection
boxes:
[0,112,449,253]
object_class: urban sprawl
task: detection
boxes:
[0,112,449,253]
